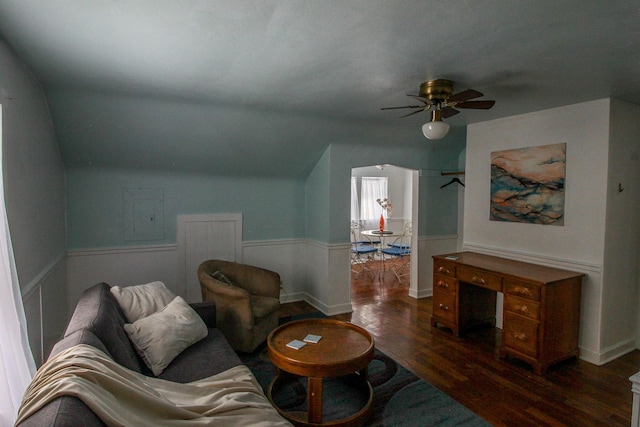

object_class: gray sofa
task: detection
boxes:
[17,282,249,426]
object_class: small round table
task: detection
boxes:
[267,318,375,426]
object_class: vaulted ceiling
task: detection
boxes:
[1,1,639,178]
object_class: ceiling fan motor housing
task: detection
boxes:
[419,79,454,102]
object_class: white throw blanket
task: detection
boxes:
[16,344,292,426]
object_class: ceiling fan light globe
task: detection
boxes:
[422,120,449,140]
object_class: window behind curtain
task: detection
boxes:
[0,104,37,425]
[360,177,388,221]
[350,177,359,222]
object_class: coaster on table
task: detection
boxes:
[286,339,307,350]
[303,334,322,344]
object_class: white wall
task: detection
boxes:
[465,99,610,263]
[464,98,639,365]
[601,99,640,354]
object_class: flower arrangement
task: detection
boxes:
[377,198,393,216]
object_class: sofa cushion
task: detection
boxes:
[189,301,217,328]
[63,283,146,373]
[158,329,243,383]
[110,281,176,323]
[124,296,208,376]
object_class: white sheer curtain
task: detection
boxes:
[360,177,388,221]
[0,105,36,426]
[350,177,359,223]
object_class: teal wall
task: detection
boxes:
[66,127,465,249]
[305,147,331,242]
[323,128,467,244]
[66,167,306,248]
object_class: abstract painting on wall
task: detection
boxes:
[490,143,566,225]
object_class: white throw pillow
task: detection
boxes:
[124,296,208,376]
[110,281,176,323]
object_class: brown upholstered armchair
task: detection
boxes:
[198,260,281,353]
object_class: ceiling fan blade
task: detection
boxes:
[399,108,427,118]
[381,105,422,110]
[441,107,460,118]
[447,88,483,103]
[407,94,432,104]
[455,100,496,109]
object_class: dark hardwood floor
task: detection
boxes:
[279,260,640,426]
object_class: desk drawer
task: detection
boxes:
[503,313,538,357]
[434,260,456,277]
[434,275,457,293]
[504,294,540,321]
[504,280,541,301]
[433,290,456,324]
[457,266,502,291]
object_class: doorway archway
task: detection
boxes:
[350,164,419,298]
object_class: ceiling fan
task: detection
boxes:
[381,79,495,139]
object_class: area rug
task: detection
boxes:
[240,314,491,426]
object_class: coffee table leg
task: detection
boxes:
[308,376,323,424]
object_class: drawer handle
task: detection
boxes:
[514,304,529,314]
[472,276,486,284]
[511,332,528,341]
[437,266,450,274]
[437,280,449,289]
[438,303,450,311]
[513,286,532,296]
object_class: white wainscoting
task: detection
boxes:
[66,240,313,308]
[67,245,180,313]
[243,239,309,304]
[66,235,462,330]
[21,254,68,366]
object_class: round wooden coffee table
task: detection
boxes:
[267,318,375,426]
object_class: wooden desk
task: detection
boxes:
[431,252,584,375]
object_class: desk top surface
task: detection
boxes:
[434,251,584,284]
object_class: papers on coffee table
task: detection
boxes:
[286,339,307,350]
[303,334,322,344]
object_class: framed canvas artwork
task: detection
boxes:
[490,143,566,225]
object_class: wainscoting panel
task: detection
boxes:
[66,239,310,311]
[242,239,308,304]
[21,253,67,366]
[67,245,179,313]
[23,288,42,366]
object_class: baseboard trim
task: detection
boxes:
[591,338,638,366]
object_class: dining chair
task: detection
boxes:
[381,223,411,282]
[351,229,377,276]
